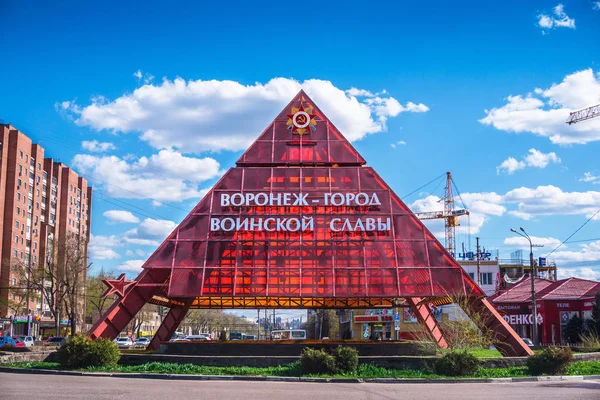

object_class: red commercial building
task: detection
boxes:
[489,277,600,345]
[0,124,92,336]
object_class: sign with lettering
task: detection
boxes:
[503,314,543,325]
[354,315,393,323]
[211,192,390,233]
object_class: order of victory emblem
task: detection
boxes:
[286,102,317,135]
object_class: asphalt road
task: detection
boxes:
[0,373,599,400]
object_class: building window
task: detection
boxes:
[13,249,17,258]
[17,178,21,187]
[38,162,41,170]
[17,193,21,201]
[36,202,39,210]
[14,235,18,243]
[480,272,493,285]
[469,272,475,279]
[12,278,16,286]
[19,151,23,159]
[15,221,19,229]
[25,154,28,162]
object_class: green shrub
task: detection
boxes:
[579,332,600,353]
[333,346,359,372]
[433,350,479,376]
[299,348,338,375]
[527,347,573,376]
[57,335,120,369]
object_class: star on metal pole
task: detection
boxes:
[102,273,135,298]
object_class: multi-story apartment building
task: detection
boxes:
[0,124,92,336]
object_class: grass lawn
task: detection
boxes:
[2,360,600,379]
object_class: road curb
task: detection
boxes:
[1,366,599,384]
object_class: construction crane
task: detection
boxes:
[566,104,600,125]
[414,172,469,256]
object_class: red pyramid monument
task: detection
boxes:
[89,91,531,356]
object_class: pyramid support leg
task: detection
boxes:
[148,303,191,350]
[406,297,448,349]
[88,270,159,341]
[464,297,533,357]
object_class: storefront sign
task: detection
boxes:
[503,314,543,325]
[354,315,393,323]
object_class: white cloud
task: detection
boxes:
[579,172,600,184]
[89,247,120,260]
[410,184,600,237]
[551,240,600,264]
[537,4,576,31]
[72,149,218,202]
[557,267,600,281]
[503,236,562,249]
[480,69,600,145]
[133,69,154,84]
[103,210,140,224]
[124,218,176,246]
[497,148,560,174]
[594,2,600,11]
[497,157,525,174]
[390,140,407,148]
[504,185,600,220]
[81,140,116,153]
[60,77,429,153]
[411,192,504,236]
[89,234,122,260]
[508,210,534,220]
[117,259,145,274]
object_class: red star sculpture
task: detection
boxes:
[286,102,317,135]
[102,273,135,298]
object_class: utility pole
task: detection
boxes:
[510,227,544,346]
[257,309,260,339]
[476,237,481,285]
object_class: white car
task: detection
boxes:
[184,334,211,341]
[19,336,34,347]
[114,337,133,348]
[134,337,151,347]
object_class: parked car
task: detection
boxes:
[19,336,34,347]
[0,336,16,347]
[46,337,68,347]
[114,337,134,348]
[133,337,151,347]
[521,337,534,347]
[184,335,210,341]
[13,338,27,348]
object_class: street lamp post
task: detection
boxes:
[510,227,540,346]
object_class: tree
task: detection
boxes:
[563,314,584,344]
[302,310,339,339]
[85,269,115,324]
[128,304,158,338]
[14,236,90,336]
[60,237,92,336]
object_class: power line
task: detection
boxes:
[401,173,446,200]
[545,208,600,258]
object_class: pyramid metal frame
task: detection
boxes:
[88,91,532,356]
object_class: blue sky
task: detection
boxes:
[1,0,600,286]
